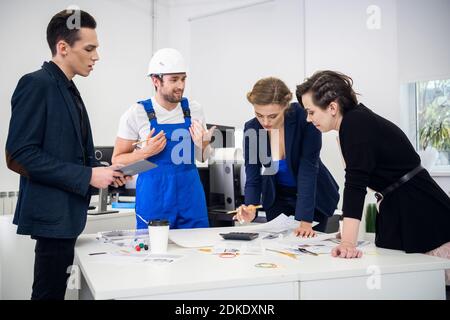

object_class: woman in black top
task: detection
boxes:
[296,70,450,260]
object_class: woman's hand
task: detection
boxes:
[233,205,257,223]
[294,221,316,238]
[331,241,363,259]
[189,119,216,149]
[332,217,363,258]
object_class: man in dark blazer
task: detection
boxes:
[5,9,127,300]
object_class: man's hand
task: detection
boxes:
[294,221,316,238]
[189,119,216,149]
[90,164,129,189]
[139,128,167,157]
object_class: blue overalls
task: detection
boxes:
[135,98,209,230]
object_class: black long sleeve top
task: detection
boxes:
[339,103,420,220]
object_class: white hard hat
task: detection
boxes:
[147,48,187,76]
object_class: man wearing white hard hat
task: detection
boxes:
[112,48,214,229]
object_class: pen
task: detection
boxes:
[298,248,319,256]
[89,252,107,256]
[227,205,263,214]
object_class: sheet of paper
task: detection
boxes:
[250,214,318,234]
[169,227,228,248]
[88,249,184,265]
[266,237,371,256]
[281,231,337,246]
[97,229,149,242]
[168,214,319,248]
[212,241,265,255]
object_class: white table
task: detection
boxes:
[75,232,450,300]
[0,208,135,300]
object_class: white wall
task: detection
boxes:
[397,0,450,83]
[433,176,450,198]
[0,0,160,191]
[163,0,286,127]
[189,0,304,128]
[304,0,399,210]
[164,0,263,73]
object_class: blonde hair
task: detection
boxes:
[247,77,293,107]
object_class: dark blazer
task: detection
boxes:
[244,102,339,222]
[5,62,98,238]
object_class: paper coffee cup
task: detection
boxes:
[148,219,170,253]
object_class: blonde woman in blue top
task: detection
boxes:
[235,77,339,237]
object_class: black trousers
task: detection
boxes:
[31,236,77,300]
[265,185,329,232]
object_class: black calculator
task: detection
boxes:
[219,232,259,241]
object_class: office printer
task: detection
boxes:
[198,149,245,227]
[198,125,246,226]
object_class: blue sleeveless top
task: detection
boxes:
[275,159,296,187]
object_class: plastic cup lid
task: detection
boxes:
[148,219,169,227]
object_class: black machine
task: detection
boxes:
[207,123,235,148]
[89,146,136,215]
[200,124,245,227]
[93,146,136,197]
[219,232,259,241]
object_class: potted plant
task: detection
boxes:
[365,203,377,241]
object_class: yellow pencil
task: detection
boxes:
[226,205,263,214]
[132,131,166,146]
[266,248,298,259]
[132,139,148,147]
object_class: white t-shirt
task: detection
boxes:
[117,97,206,141]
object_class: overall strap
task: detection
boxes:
[138,98,191,122]
[137,99,157,122]
[180,97,191,118]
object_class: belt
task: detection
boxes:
[374,165,424,203]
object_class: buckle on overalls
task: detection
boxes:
[146,111,156,121]
[182,109,191,118]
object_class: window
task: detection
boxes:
[415,79,450,170]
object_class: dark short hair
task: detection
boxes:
[46,9,96,56]
[296,70,358,114]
